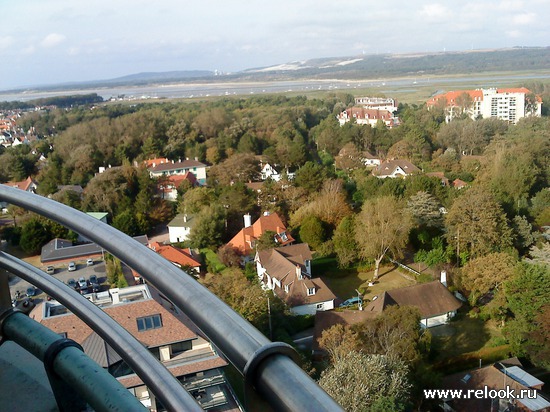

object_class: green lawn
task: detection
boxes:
[312,257,416,301]
[430,308,510,372]
[200,248,227,273]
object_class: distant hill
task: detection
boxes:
[3,47,549,93]
[241,47,550,80]
[106,70,215,84]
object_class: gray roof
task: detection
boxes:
[41,235,149,263]
[167,213,195,229]
[81,332,123,367]
[148,159,206,173]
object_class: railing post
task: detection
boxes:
[0,266,12,313]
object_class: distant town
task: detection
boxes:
[1,76,550,411]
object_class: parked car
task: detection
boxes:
[67,278,78,290]
[339,296,363,308]
[88,275,100,293]
[68,262,76,272]
[86,258,94,266]
[46,266,55,274]
[77,277,87,289]
[26,286,36,297]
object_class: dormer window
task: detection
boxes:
[307,287,315,296]
[284,284,289,293]
[137,314,162,331]
[280,232,288,242]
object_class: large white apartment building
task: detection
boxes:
[427,87,542,124]
[354,97,398,112]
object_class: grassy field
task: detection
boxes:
[312,257,417,301]
[429,308,510,372]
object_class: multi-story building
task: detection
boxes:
[354,97,398,112]
[32,284,241,412]
[427,87,542,124]
[337,107,399,128]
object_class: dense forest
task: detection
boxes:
[2,87,550,410]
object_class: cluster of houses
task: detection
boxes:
[0,109,43,147]
[2,88,547,410]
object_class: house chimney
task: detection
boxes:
[184,214,188,223]
[110,288,120,304]
[243,213,252,228]
[440,270,447,287]
[296,264,302,279]
[194,157,198,161]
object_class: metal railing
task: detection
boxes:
[0,185,343,412]
[0,308,148,412]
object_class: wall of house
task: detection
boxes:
[291,300,334,316]
[168,226,191,243]
[421,311,456,328]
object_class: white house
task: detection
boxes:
[259,163,294,182]
[167,214,194,243]
[255,244,336,315]
[373,159,420,178]
[354,97,398,112]
[146,158,208,185]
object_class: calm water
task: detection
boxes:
[1,73,549,102]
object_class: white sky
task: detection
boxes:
[1,0,549,89]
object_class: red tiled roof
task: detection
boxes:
[149,242,201,268]
[2,176,36,191]
[37,298,197,346]
[167,172,197,187]
[228,212,293,255]
[341,107,394,120]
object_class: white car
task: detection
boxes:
[68,262,76,272]
[86,258,94,266]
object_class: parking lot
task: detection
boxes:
[8,259,108,302]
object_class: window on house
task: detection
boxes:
[136,314,162,331]
[280,232,288,241]
[316,303,323,310]
[307,287,315,296]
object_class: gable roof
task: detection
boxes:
[38,297,197,347]
[374,159,420,177]
[280,276,337,307]
[364,281,461,318]
[148,159,207,173]
[167,172,197,187]
[167,213,195,229]
[2,176,36,192]
[442,358,550,412]
[228,212,294,255]
[41,235,149,263]
[149,242,201,268]
[257,243,335,307]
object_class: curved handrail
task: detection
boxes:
[0,186,343,411]
[0,251,202,412]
